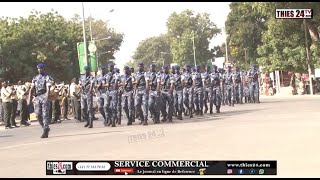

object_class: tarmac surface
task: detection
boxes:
[0,95,319,178]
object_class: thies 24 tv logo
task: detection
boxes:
[47,161,73,175]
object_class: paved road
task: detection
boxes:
[0,96,319,178]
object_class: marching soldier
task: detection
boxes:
[119,66,134,125]
[115,68,122,124]
[95,66,108,126]
[130,67,136,122]
[146,64,160,124]
[79,66,95,128]
[28,63,53,138]
[233,66,243,104]
[211,65,222,113]
[193,66,204,116]
[218,68,226,106]
[172,65,183,120]
[224,66,234,106]
[159,65,174,122]
[105,63,120,127]
[182,64,194,118]
[247,64,260,103]
[132,63,148,125]
[202,65,212,114]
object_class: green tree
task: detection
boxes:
[251,2,320,71]
[88,17,124,66]
[0,10,124,82]
[131,34,172,69]
[166,10,220,67]
[225,2,267,70]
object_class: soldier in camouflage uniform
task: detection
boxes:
[218,68,226,106]
[201,65,212,114]
[133,63,148,125]
[247,64,260,103]
[115,68,122,124]
[105,63,120,127]
[182,64,194,118]
[172,65,183,120]
[119,66,134,125]
[233,66,243,104]
[146,64,160,124]
[223,66,234,106]
[95,65,108,126]
[29,63,53,138]
[193,66,204,116]
[79,66,95,128]
[210,65,222,113]
[129,67,136,122]
[159,65,174,122]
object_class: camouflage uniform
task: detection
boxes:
[201,68,212,113]
[146,66,161,124]
[233,67,243,104]
[106,68,120,127]
[160,66,174,122]
[172,66,183,120]
[95,70,108,125]
[31,63,53,138]
[210,68,222,113]
[79,71,95,128]
[120,67,134,125]
[182,67,194,118]
[133,64,148,125]
[247,65,260,103]
[223,68,234,106]
[193,67,204,115]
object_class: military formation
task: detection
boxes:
[77,62,261,129]
[6,62,260,139]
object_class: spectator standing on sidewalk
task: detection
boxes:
[17,82,31,126]
[1,81,16,129]
[9,81,19,128]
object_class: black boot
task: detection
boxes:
[41,128,50,138]
[189,109,193,118]
[112,119,116,127]
[84,119,89,127]
[88,118,93,128]
[161,115,167,122]
[143,116,148,125]
[200,109,203,116]
[216,106,220,113]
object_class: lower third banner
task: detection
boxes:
[46,160,277,175]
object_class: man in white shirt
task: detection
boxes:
[70,78,81,121]
[17,82,31,126]
[9,82,19,128]
[1,81,15,129]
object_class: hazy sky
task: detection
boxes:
[0,2,230,68]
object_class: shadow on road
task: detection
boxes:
[50,130,124,139]
[0,135,14,138]
[218,108,267,117]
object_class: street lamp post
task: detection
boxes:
[81,2,88,66]
[192,30,196,67]
[304,19,313,95]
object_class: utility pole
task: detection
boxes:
[192,30,197,67]
[81,2,88,66]
[304,19,313,95]
[244,48,247,67]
